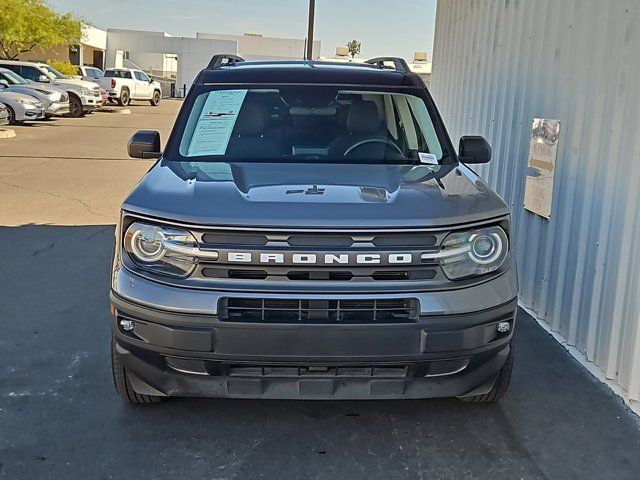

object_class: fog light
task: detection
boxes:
[120,319,135,331]
[497,321,511,334]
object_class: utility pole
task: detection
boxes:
[306,0,316,60]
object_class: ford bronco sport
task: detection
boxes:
[111,55,518,404]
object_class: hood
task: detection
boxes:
[5,85,57,101]
[51,78,99,91]
[0,91,40,103]
[123,161,510,229]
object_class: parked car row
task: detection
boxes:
[0,61,162,128]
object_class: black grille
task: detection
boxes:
[201,232,268,246]
[372,234,437,247]
[201,267,436,282]
[219,298,418,323]
[201,232,439,248]
[228,365,409,378]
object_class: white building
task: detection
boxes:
[320,49,432,86]
[102,29,321,96]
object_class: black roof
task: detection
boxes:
[196,60,423,88]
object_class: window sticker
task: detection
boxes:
[186,89,248,156]
[418,152,438,165]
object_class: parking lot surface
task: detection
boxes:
[1,103,640,480]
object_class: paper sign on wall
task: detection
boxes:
[524,118,561,219]
[186,89,248,156]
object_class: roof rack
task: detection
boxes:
[207,54,245,70]
[364,57,410,73]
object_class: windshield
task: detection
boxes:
[176,86,444,164]
[40,65,66,79]
[0,69,28,85]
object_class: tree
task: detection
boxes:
[346,40,361,59]
[0,0,82,60]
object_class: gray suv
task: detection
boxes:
[111,55,518,404]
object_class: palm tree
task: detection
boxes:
[346,40,362,59]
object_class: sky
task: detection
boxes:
[48,0,437,61]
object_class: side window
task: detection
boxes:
[1,64,21,75]
[123,71,132,79]
[135,71,149,82]
[20,66,42,82]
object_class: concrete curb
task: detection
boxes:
[96,107,131,115]
[0,128,16,139]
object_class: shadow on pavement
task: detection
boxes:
[1,224,639,480]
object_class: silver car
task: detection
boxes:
[0,91,45,123]
[0,102,9,126]
[0,60,102,117]
[0,68,69,117]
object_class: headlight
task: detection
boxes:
[17,98,36,105]
[123,222,199,277]
[81,88,91,95]
[429,226,509,280]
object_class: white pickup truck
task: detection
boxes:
[100,68,162,107]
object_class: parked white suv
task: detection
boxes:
[100,68,162,107]
[77,66,104,84]
[0,60,103,117]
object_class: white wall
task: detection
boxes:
[431,0,640,409]
[196,33,320,60]
[82,25,107,50]
[105,29,237,92]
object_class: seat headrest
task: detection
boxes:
[234,102,267,137]
[347,101,380,134]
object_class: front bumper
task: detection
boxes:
[110,270,518,399]
[45,101,70,116]
[79,93,101,110]
[17,104,45,121]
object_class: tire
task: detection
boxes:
[118,89,130,107]
[111,335,164,404]
[150,90,161,106]
[68,95,84,118]
[458,342,514,403]
[6,105,15,124]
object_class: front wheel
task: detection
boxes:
[150,90,161,106]
[68,95,84,118]
[6,105,16,124]
[111,335,164,404]
[458,342,514,403]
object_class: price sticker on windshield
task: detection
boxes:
[418,152,439,165]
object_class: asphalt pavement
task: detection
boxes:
[1,102,639,480]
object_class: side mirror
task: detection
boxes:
[128,130,162,159]
[38,74,50,83]
[459,136,492,164]
[0,80,8,88]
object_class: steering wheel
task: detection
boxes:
[344,138,404,157]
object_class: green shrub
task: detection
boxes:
[48,60,77,76]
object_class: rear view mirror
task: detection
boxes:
[128,130,162,159]
[459,136,492,164]
[38,74,50,83]
[0,79,8,88]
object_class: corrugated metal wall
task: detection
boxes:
[430,0,640,404]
